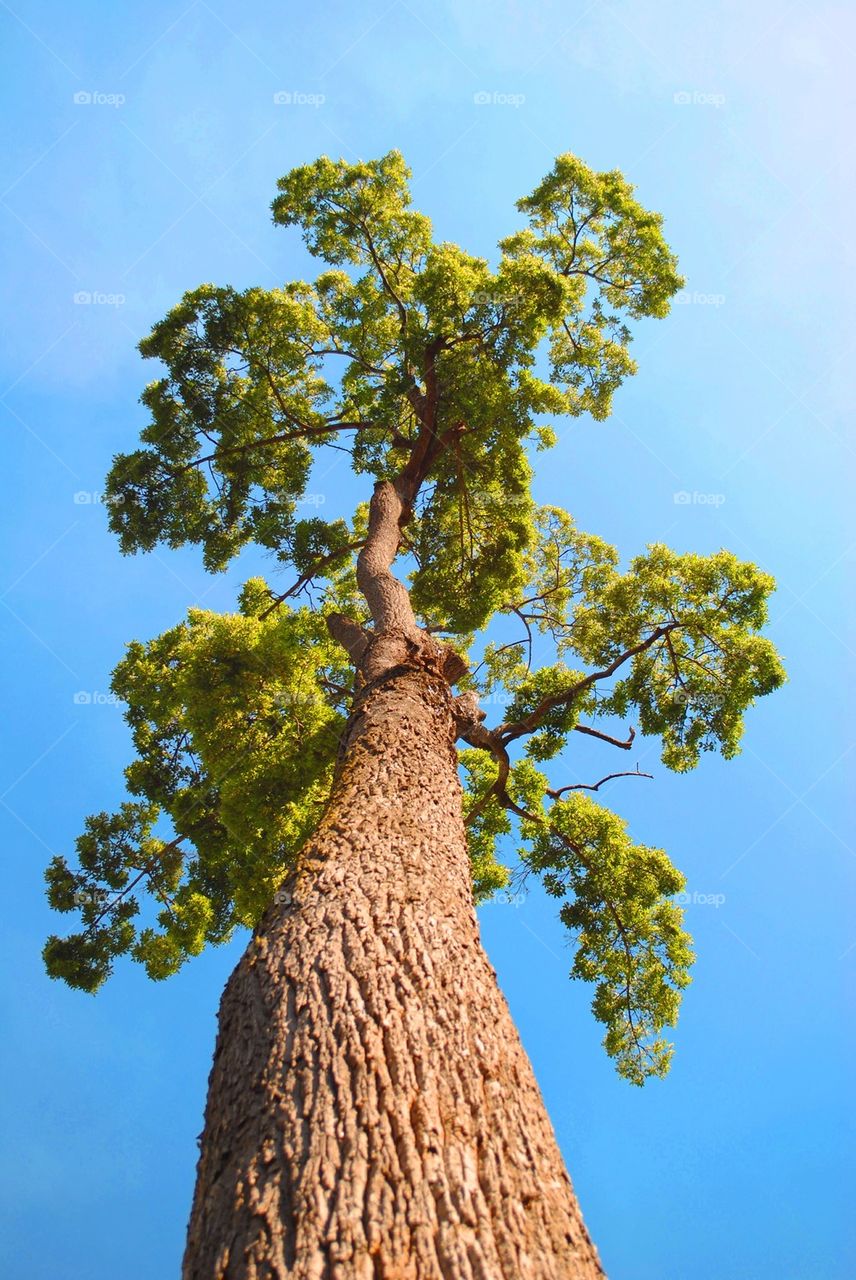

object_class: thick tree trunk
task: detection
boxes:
[182,652,605,1279]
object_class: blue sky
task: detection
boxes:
[1,2,853,1276]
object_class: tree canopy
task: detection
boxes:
[44,150,785,1084]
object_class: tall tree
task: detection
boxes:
[44,151,784,1278]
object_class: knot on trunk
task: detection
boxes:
[327,612,467,689]
[351,628,467,687]
[452,690,494,746]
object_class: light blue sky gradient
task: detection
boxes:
[1,3,853,1277]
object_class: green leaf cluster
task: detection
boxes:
[107,150,684,629]
[527,794,694,1084]
[43,582,348,990]
[570,545,786,769]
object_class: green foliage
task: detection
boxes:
[501,153,684,419]
[526,795,694,1084]
[44,803,157,992]
[504,665,593,760]
[409,472,534,634]
[473,516,785,771]
[108,284,332,571]
[45,149,785,1083]
[272,151,433,274]
[520,506,620,631]
[458,750,513,901]
[568,545,786,770]
[44,583,348,990]
[107,150,683,622]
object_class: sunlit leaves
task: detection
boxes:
[501,152,684,418]
[43,802,160,992]
[409,462,534,633]
[44,583,349,989]
[272,151,433,278]
[502,665,592,761]
[516,506,619,646]
[458,749,513,902]
[109,149,684,596]
[526,794,693,1084]
[477,520,785,773]
[107,283,332,570]
[460,761,695,1084]
[570,545,786,769]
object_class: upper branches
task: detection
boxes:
[45,148,785,1086]
[467,511,785,771]
[106,149,685,620]
[452,519,783,1081]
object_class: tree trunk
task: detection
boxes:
[182,650,605,1279]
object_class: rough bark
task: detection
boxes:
[183,658,604,1279]
[182,481,605,1277]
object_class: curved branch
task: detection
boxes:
[498,624,678,745]
[459,724,655,1072]
[177,421,368,473]
[259,541,365,619]
[573,723,635,750]
[547,825,653,1070]
[357,481,421,639]
[547,768,652,798]
[83,834,188,936]
[362,222,409,334]
[326,613,370,665]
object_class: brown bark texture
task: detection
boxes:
[182,482,605,1278]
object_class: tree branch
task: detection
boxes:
[546,768,652,798]
[498,624,679,745]
[356,481,421,640]
[458,714,655,1072]
[573,723,636,750]
[326,613,370,665]
[259,541,365,618]
[178,421,367,473]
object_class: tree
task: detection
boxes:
[44,150,785,1278]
